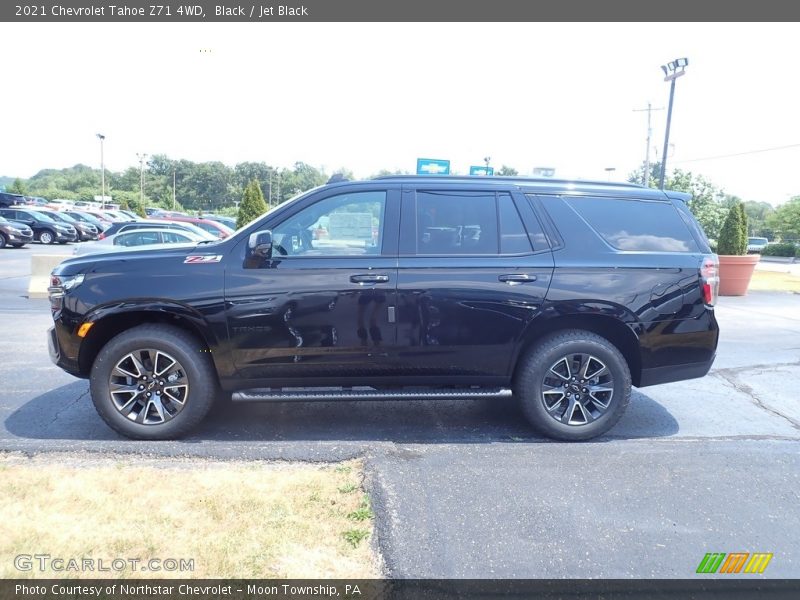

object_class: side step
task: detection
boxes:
[231,387,513,402]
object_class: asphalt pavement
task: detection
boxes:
[1,244,799,577]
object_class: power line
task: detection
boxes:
[674,143,800,164]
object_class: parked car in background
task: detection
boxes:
[46,199,76,211]
[74,201,102,210]
[82,209,129,223]
[30,208,99,241]
[202,214,237,229]
[151,215,233,238]
[747,237,769,253]
[64,210,110,233]
[0,215,34,248]
[25,196,48,206]
[74,228,205,255]
[96,220,217,241]
[0,207,77,244]
[116,209,140,220]
[0,192,27,208]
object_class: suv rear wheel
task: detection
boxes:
[515,330,631,441]
[89,324,217,440]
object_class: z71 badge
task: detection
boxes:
[184,255,223,264]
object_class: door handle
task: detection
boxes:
[350,274,390,284]
[498,274,537,284]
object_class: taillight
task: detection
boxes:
[98,232,105,240]
[700,254,719,307]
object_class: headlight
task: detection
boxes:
[9,227,22,234]
[55,224,69,231]
[48,273,85,296]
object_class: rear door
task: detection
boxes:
[394,184,554,382]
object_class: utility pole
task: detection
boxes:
[136,153,148,208]
[633,103,663,188]
[172,165,177,210]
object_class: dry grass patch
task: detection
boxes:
[0,453,379,579]
[749,270,800,293]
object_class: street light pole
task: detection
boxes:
[96,134,105,207]
[659,58,689,190]
[136,153,148,209]
[483,156,491,176]
[172,165,177,210]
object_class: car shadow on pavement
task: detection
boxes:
[4,382,679,443]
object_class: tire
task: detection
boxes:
[0,233,6,249]
[38,230,55,244]
[89,324,217,440]
[515,330,631,441]
[11,244,26,248]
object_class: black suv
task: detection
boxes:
[0,208,77,244]
[47,177,719,441]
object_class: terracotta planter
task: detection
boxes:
[718,254,760,296]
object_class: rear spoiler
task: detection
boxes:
[663,191,692,203]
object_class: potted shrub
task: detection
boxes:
[717,202,759,296]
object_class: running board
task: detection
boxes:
[231,387,513,402]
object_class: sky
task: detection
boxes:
[1,22,799,206]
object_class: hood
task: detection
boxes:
[54,242,221,275]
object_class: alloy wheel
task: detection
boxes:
[108,349,189,425]
[540,353,614,426]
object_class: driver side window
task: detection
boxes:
[272,191,386,257]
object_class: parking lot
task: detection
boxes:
[1,243,799,577]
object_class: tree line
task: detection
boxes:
[4,158,797,240]
[3,157,368,215]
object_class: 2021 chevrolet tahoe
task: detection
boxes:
[47,176,720,440]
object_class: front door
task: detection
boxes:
[225,186,400,382]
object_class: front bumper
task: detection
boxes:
[5,231,33,244]
[47,325,82,377]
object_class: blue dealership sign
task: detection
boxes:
[469,166,494,176]
[416,158,450,175]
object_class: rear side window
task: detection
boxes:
[417,190,499,255]
[564,196,700,252]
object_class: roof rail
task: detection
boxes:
[370,175,644,188]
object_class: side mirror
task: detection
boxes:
[248,230,273,258]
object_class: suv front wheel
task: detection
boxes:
[89,324,217,440]
[515,330,631,441]
[38,230,55,244]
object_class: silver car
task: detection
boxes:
[74,228,205,256]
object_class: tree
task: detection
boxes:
[742,200,775,237]
[7,178,27,195]
[237,179,268,229]
[627,161,663,188]
[766,196,800,240]
[497,165,519,176]
[663,169,728,240]
[717,202,748,255]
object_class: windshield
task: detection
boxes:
[30,211,56,223]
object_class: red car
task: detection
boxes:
[150,215,233,238]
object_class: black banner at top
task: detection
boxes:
[2,0,800,22]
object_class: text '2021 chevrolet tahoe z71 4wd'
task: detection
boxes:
[47,177,719,441]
